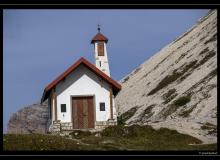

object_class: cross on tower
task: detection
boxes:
[97,24,101,32]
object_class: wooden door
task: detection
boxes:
[72,97,94,129]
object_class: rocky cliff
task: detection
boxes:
[7,100,49,134]
[115,10,217,144]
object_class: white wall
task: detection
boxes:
[94,42,111,76]
[54,64,116,123]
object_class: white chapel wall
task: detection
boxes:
[55,65,112,123]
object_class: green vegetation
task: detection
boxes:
[69,130,92,139]
[148,60,197,96]
[162,89,178,104]
[175,52,187,64]
[200,123,217,135]
[173,95,191,106]
[209,68,217,77]
[117,106,139,125]
[179,72,192,82]
[179,49,216,83]
[178,103,197,117]
[160,95,191,119]
[148,49,216,96]
[148,72,182,96]
[133,67,142,75]
[199,47,209,56]
[197,50,216,67]
[122,76,130,83]
[204,33,217,44]
[160,104,179,119]
[3,125,217,151]
[184,68,217,94]
[138,104,156,121]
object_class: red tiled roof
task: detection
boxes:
[41,57,121,102]
[91,32,108,43]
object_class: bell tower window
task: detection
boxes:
[98,43,104,56]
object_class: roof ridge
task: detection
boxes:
[41,57,121,102]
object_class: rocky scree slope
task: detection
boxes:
[7,100,49,134]
[115,10,217,144]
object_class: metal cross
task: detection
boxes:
[97,24,101,32]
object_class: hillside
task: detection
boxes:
[115,10,217,144]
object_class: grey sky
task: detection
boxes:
[3,9,209,133]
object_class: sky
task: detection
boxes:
[3,9,209,133]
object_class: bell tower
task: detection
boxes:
[91,25,110,76]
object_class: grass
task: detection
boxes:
[179,49,216,83]
[159,95,192,119]
[148,72,182,96]
[184,68,217,95]
[148,49,216,96]
[3,125,217,151]
[148,60,197,96]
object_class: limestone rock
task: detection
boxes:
[115,10,217,144]
[7,100,49,134]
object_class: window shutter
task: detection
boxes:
[98,43,104,56]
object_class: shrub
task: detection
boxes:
[101,125,127,137]
[101,125,155,138]
[173,95,191,106]
[139,104,156,121]
[162,89,178,104]
[117,106,139,125]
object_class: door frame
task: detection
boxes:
[70,95,96,129]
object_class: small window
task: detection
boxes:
[61,104,66,112]
[100,102,105,111]
[99,61,102,67]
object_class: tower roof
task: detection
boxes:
[91,32,108,43]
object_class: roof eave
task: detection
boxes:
[91,39,108,44]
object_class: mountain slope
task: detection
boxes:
[115,10,217,144]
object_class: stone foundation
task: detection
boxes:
[95,119,117,130]
[49,120,61,134]
[48,119,117,133]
